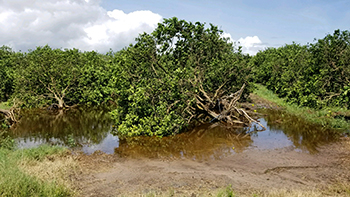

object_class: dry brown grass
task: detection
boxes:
[254,189,324,197]
[18,151,79,193]
[218,187,350,197]
[322,182,350,197]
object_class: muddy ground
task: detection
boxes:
[72,138,350,196]
[70,96,350,196]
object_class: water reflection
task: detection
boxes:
[249,118,297,150]
[12,108,340,159]
[258,109,340,153]
[115,123,253,160]
[12,107,115,152]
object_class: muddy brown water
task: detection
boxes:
[11,107,340,160]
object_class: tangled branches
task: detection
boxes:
[187,83,266,130]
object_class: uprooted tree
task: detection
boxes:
[110,17,261,137]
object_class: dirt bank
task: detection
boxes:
[71,137,350,196]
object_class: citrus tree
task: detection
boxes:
[13,46,116,108]
[14,46,83,108]
[309,29,350,108]
[110,17,253,137]
[0,46,20,102]
[251,29,350,109]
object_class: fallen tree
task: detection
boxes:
[110,17,259,137]
[190,83,265,130]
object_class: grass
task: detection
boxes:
[140,185,350,197]
[324,182,350,196]
[216,185,236,197]
[252,84,350,133]
[0,144,75,196]
[216,185,350,197]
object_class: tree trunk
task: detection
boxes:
[58,98,65,109]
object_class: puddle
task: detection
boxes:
[258,109,340,153]
[12,107,115,154]
[11,107,340,159]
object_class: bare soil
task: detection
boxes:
[72,138,350,196]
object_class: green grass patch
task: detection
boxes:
[216,185,236,197]
[0,144,73,197]
[0,130,15,149]
[253,84,350,133]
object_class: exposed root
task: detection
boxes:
[190,83,266,131]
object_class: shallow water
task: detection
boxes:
[12,107,340,159]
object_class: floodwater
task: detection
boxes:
[11,107,340,159]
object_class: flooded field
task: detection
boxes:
[9,107,350,196]
[11,107,340,159]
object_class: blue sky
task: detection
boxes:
[0,0,349,55]
[101,0,350,49]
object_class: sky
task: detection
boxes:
[0,0,349,55]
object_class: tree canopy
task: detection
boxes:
[0,46,20,102]
[1,18,348,136]
[109,17,253,137]
[12,46,116,108]
[251,29,350,109]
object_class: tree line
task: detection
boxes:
[0,17,252,136]
[1,17,349,136]
[251,29,350,109]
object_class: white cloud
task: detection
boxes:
[237,36,266,55]
[221,33,265,55]
[0,0,265,55]
[221,32,233,42]
[0,0,162,52]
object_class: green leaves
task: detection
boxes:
[13,46,79,107]
[11,46,116,108]
[1,17,255,137]
[110,17,253,137]
[252,30,350,109]
[0,46,20,102]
